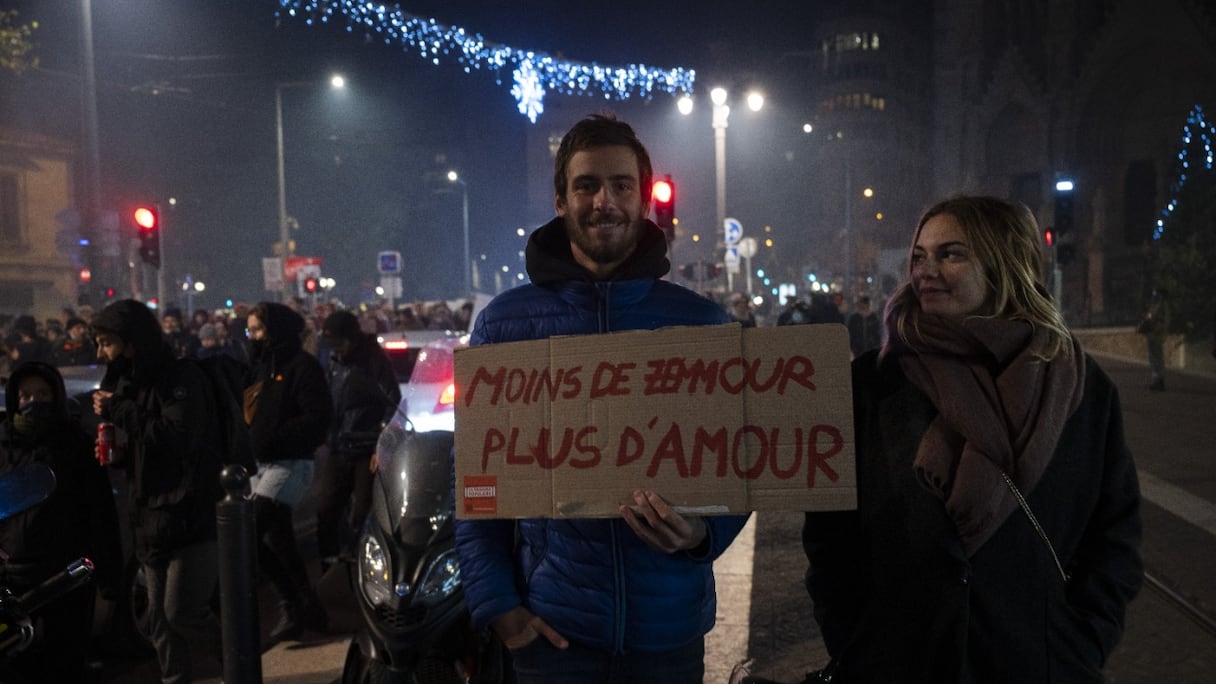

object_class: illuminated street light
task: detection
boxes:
[680,85,764,293]
[275,73,345,300]
[447,170,471,296]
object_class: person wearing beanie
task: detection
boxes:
[54,316,97,367]
[91,299,224,681]
[244,301,333,643]
[314,309,400,573]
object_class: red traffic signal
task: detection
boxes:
[134,206,158,231]
[652,179,673,205]
[133,205,161,268]
[303,276,319,294]
[652,175,676,241]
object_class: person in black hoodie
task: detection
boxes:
[244,301,332,643]
[0,361,122,683]
[315,309,401,573]
[91,299,224,682]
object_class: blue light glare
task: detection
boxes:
[275,1,696,123]
[1155,104,1213,241]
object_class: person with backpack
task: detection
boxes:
[91,299,224,682]
[244,302,332,643]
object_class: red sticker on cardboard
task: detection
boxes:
[463,475,498,514]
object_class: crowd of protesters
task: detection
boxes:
[0,295,476,375]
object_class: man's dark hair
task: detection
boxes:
[553,113,654,202]
[321,310,362,341]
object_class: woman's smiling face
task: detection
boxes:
[910,213,990,318]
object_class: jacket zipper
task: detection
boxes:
[611,520,626,652]
[596,282,611,333]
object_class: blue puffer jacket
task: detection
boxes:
[455,217,750,654]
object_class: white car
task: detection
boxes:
[394,334,468,433]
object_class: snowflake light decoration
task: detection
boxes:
[511,61,546,123]
[275,1,697,122]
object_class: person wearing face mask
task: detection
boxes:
[0,361,122,683]
[800,197,1143,683]
[314,309,400,574]
[243,301,332,644]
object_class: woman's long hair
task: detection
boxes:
[883,196,1073,361]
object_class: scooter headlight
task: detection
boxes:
[358,532,394,607]
[414,549,461,607]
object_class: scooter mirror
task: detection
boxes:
[0,462,56,522]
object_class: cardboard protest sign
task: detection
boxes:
[454,323,855,519]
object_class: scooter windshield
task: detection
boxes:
[374,425,454,546]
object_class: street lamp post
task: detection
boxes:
[274,75,344,301]
[447,171,471,296]
[681,87,763,295]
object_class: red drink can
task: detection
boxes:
[97,422,115,466]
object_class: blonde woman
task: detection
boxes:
[802,196,1143,683]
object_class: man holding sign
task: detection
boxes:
[454,114,748,683]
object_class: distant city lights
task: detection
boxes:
[275,1,696,122]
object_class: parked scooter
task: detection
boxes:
[0,462,96,660]
[342,425,510,684]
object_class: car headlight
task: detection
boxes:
[358,531,395,607]
[414,549,461,607]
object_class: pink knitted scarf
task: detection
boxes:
[888,314,1085,555]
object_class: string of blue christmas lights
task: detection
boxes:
[274,1,697,123]
[1155,104,1214,240]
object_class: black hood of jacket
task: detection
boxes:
[92,299,175,383]
[525,217,670,287]
[257,302,306,356]
[4,361,69,421]
[250,302,306,378]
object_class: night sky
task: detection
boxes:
[3,0,825,305]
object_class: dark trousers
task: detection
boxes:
[509,636,705,684]
[254,495,311,605]
[314,450,373,564]
[144,539,221,684]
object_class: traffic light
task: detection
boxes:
[303,276,319,294]
[134,205,161,268]
[652,175,675,241]
[1053,180,1075,236]
[1053,179,1075,265]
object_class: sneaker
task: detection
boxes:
[268,601,303,643]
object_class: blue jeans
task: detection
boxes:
[509,635,704,684]
[144,539,221,684]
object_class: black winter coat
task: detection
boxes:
[802,351,1142,683]
[0,362,123,595]
[327,333,399,455]
[94,300,226,562]
[246,303,332,463]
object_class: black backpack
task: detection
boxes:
[193,353,257,476]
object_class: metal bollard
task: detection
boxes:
[216,465,262,684]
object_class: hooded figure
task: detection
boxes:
[91,298,223,681]
[1,361,122,682]
[244,301,332,643]
[314,309,400,572]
